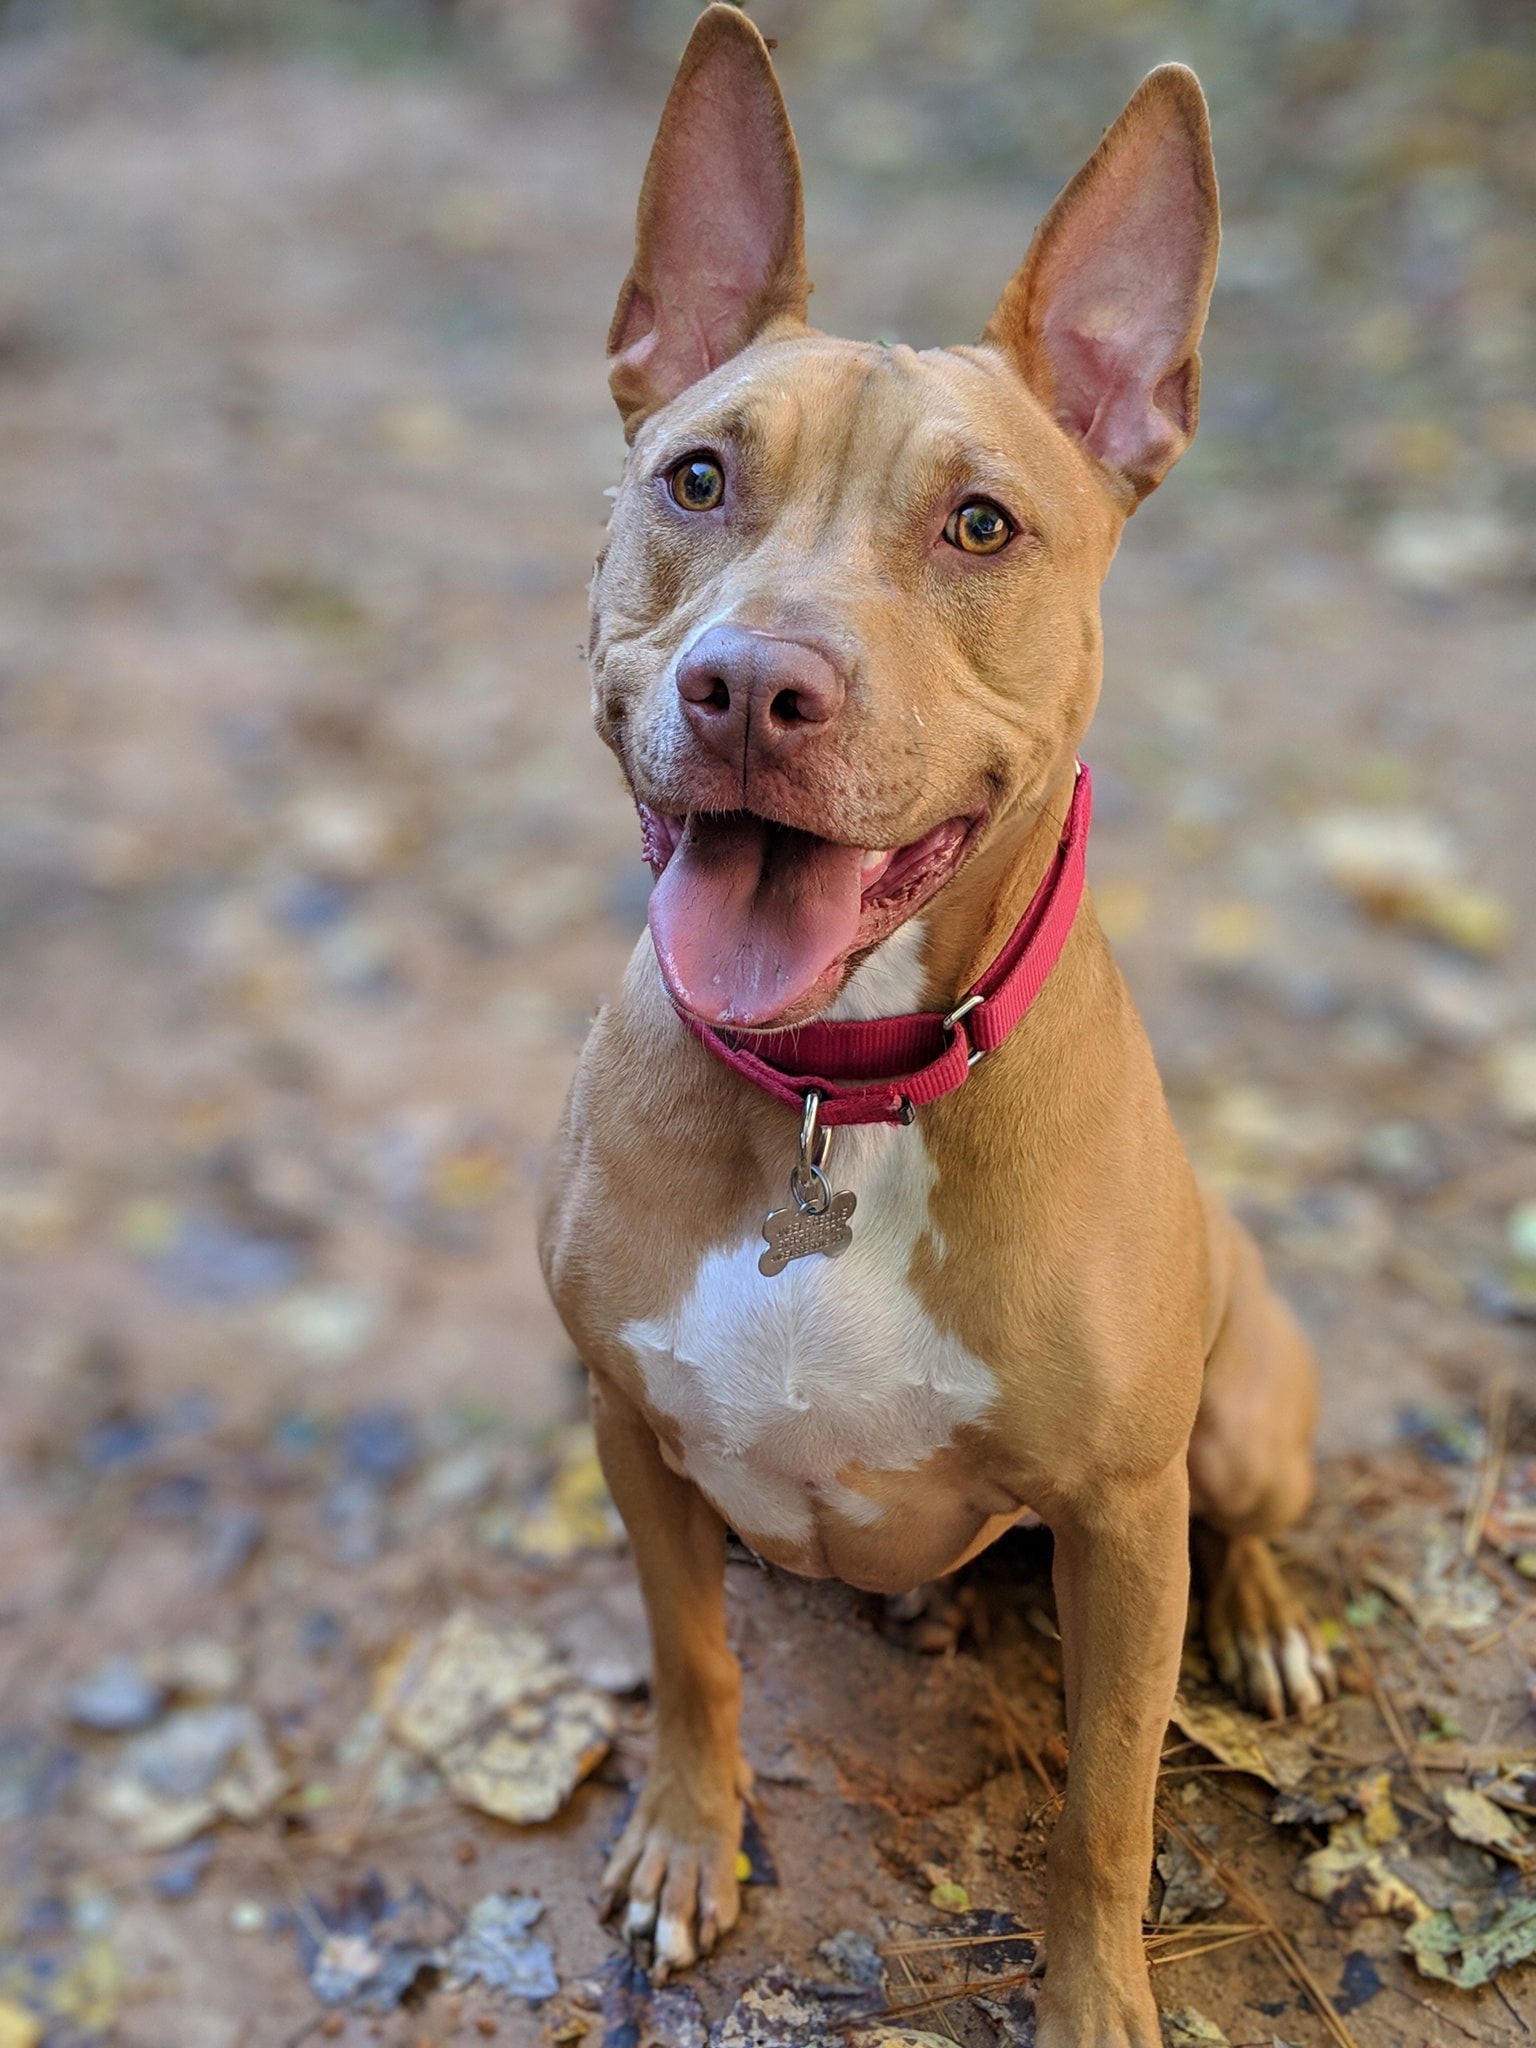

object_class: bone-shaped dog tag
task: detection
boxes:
[758,1188,856,1277]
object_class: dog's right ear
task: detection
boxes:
[982,65,1219,506]
[608,4,808,437]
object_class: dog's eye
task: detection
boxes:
[670,456,726,512]
[945,500,1012,555]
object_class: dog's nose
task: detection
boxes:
[675,624,845,767]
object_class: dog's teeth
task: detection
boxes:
[861,849,891,875]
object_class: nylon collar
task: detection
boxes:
[671,762,1092,1127]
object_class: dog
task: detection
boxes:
[540,10,1335,2040]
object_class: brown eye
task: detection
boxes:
[670,456,725,511]
[945,499,1012,555]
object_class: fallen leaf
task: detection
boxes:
[816,1929,884,1989]
[1170,1693,1312,1791]
[1356,1769,1400,1845]
[585,1952,708,2047]
[1293,1818,1433,1927]
[0,1999,42,2048]
[92,1704,287,1849]
[1155,1828,1228,1925]
[1188,898,1273,965]
[33,1936,121,2035]
[381,1609,614,1824]
[1160,2010,1230,2046]
[1404,1897,1536,1988]
[1442,1784,1536,1865]
[1366,1528,1501,1637]
[1488,1033,1536,1134]
[440,1893,557,1999]
[1306,809,1512,954]
[506,1425,624,1560]
[712,1968,881,2046]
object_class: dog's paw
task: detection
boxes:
[600,1766,747,1981]
[1202,1532,1337,1720]
[1034,1977,1160,2048]
[883,1577,973,1655]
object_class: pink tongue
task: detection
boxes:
[648,813,867,1026]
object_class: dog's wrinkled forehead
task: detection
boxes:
[629,332,1113,556]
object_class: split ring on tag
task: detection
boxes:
[759,1089,857,1277]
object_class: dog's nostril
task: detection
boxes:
[770,688,802,725]
[703,676,730,712]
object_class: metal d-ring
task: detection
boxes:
[789,1089,834,1215]
[942,990,988,1069]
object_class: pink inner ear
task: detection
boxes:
[1048,323,1192,478]
[1034,110,1210,478]
[614,34,803,414]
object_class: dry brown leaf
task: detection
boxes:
[1170,1693,1312,1792]
[381,1608,615,1825]
[1442,1784,1536,1865]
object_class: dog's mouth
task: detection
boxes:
[638,805,980,1029]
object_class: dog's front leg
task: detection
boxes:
[592,1380,749,1980]
[1038,1461,1189,2047]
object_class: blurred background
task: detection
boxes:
[1,2,1534,2043]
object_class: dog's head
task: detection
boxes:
[590,4,1218,1031]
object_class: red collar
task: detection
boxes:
[674,762,1091,1128]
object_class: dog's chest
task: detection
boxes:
[620,1122,998,1548]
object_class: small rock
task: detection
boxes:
[322,1476,387,1568]
[421,1443,497,1512]
[267,1285,382,1366]
[80,1413,159,1472]
[152,1835,215,1901]
[135,1471,211,1522]
[195,1505,265,1588]
[1358,1120,1441,1191]
[301,1610,345,1660]
[816,1929,885,1989]
[65,1657,165,1733]
[154,1216,305,1304]
[342,1406,418,1485]
[1273,1185,1393,1276]
[145,1639,243,1700]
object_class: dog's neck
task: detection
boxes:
[919,754,1087,1014]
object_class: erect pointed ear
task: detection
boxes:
[608,4,809,437]
[982,65,1218,505]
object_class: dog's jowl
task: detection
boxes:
[540,9,1335,2042]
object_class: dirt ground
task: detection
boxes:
[2,5,1536,2045]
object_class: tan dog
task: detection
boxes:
[540,10,1334,2041]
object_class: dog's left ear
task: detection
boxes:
[608,4,809,437]
[983,65,1218,505]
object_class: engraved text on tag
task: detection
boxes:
[758,1190,856,1277]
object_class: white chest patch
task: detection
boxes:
[621,926,998,1546]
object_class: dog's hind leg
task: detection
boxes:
[1188,1191,1337,1719]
